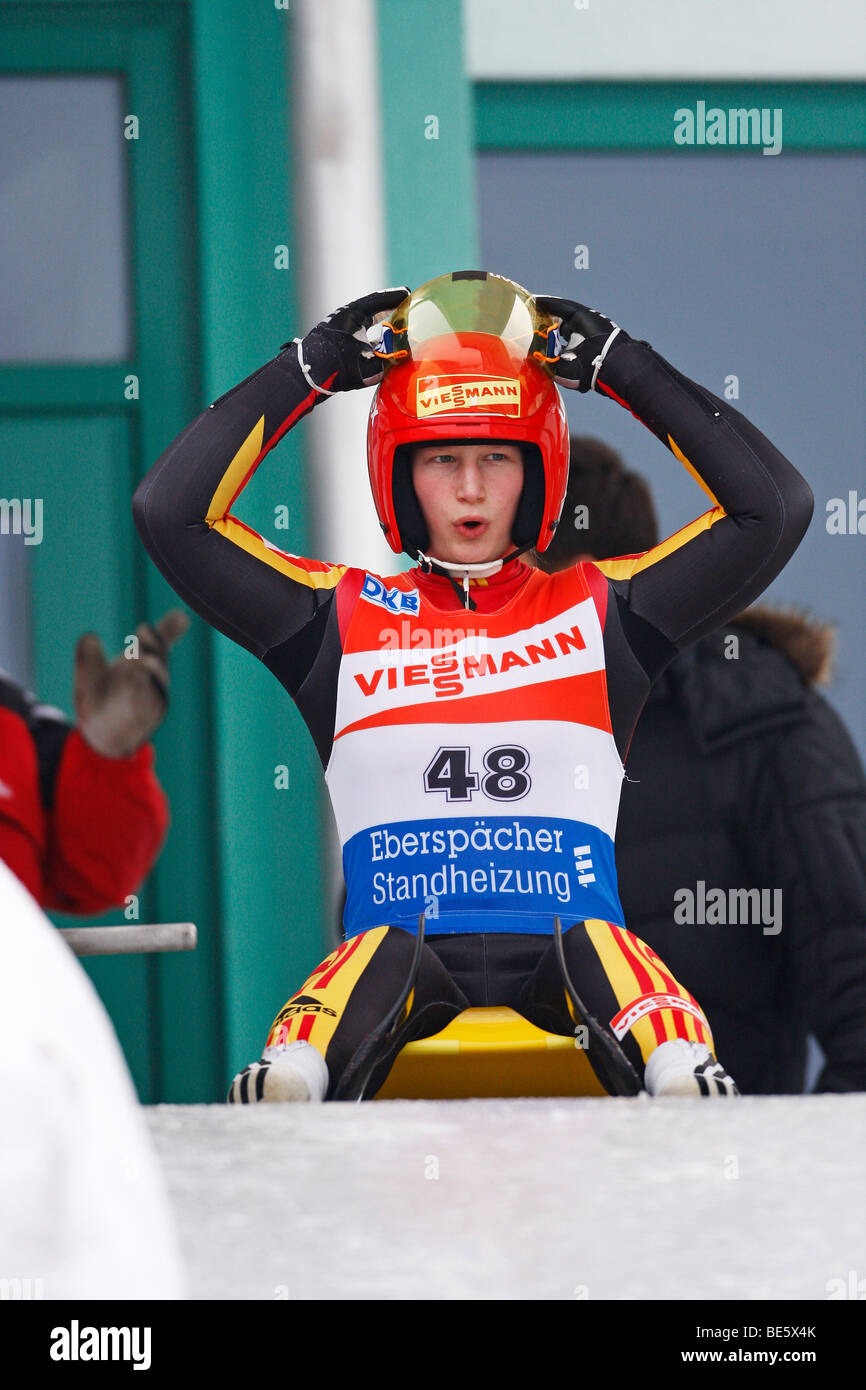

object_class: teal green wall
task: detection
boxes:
[376,0,480,283]
[187,0,329,1095]
[474,81,866,150]
[0,0,328,1101]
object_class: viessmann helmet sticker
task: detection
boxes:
[415,376,522,417]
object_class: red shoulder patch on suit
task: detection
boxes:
[336,568,367,645]
[582,561,609,630]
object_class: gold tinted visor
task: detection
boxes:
[373,272,559,369]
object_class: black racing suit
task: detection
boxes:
[133,335,814,1093]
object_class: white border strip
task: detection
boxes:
[465,0,866,80]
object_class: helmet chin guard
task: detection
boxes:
[366,271,569,559]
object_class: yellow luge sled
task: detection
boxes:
[375,1006,608,1099]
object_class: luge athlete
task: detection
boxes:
[133,273,813,1101]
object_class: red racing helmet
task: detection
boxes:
[366,271,569,558]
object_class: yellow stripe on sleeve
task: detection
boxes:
[211,516,347,589]
[668,434,722,508]
[591,504,727,581]
[206,417,266,524]
[590,434,727,581]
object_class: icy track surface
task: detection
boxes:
[146,1095,866,1300]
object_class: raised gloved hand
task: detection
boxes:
[290,287,411,395]
[75,609,190,759]
[534,296,631,393]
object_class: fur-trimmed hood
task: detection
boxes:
[657,603,838,753]
[728,604,836,687]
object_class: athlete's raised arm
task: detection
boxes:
[132,289,409,659]
[536,297,814,680]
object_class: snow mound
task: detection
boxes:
[0,860,185,1299]
[146,1093,865,1300]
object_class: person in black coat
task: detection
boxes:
[535,437,866,1094]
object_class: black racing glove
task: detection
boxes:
[534,296,631,393]
[289,287,411,394]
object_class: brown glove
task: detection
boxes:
[75,609,190,759]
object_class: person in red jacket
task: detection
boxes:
[0,609,187,915]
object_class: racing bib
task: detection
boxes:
[326,565,627,936]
